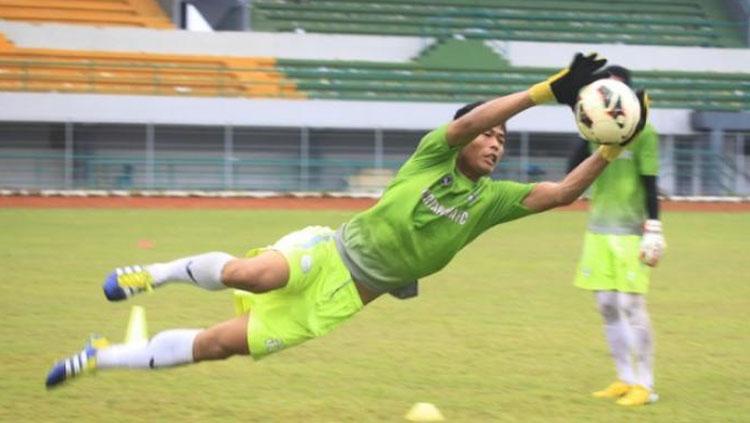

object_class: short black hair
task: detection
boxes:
[603,65,632,87]
[453,100,486,120]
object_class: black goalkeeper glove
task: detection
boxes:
[529,52,608,107]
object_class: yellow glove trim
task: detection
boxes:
[528,68,567,105]
[598,144,623,162]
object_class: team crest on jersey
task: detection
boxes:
[440,175,453,186]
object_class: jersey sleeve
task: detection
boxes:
[485,180,537,225]
[636,124,660,176]
[398,124,459,176]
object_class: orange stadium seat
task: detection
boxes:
[0,33,13,49]
[0,0,174,29]
[0,40,303,98]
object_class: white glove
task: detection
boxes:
[640,219,666,267]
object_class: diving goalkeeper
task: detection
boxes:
[45,54,647,390]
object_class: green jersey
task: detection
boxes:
[587,123,659,235]
[336,124,535,293]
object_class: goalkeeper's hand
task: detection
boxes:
[640,219,666,267]
[597,144,622,162]
[528,52,608,107]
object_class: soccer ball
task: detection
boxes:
[574,79,641,145]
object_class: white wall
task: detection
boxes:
[488,40,750,73]
[0,92,694,135]
[0,21,432,62]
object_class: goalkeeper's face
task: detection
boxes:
[458,125,506,179]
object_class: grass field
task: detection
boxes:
[1,208,748,422]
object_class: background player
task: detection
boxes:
[568,66,666,406]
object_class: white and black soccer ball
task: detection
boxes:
[574,79,641,145]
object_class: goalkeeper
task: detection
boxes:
[568,66,665,407]
[45,54,644,390]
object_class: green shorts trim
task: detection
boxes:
[233,226,363,359]
[574,231,651,294]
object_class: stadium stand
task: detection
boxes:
[251,0,746,48]
[0,0,173,28]
[0,41,301,98]
[0,30,746,110]
[277,59,750,111]
[276,39,750,111]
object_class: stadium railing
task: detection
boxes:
[2,123,747,196]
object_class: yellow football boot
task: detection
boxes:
[103,265,154,301]
[592,381,631,398]
[616,385,659,406]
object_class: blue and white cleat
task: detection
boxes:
[45,335,109,389]
[103,265,154,302]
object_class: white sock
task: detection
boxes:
[145,252,233,291]
[596,291,636,384]
[619,293,655,389]
[603,320,636,384]
[97,329,200,370]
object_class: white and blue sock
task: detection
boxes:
[96,329,200,370]
[146,252,233,291]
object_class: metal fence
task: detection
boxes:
[0,122,747,196]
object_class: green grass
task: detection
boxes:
[1,209,748,422]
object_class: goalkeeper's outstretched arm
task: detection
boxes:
[522,145,621,213]
[446,53,608,148]
[446,91,534,147]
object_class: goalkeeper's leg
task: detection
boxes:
[103,250,289,301]
[99,315,249,368]
[46,316,249,388]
